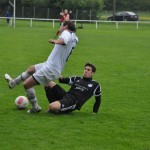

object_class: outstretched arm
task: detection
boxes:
[59,76,79,85]
[59,77,70,84]
[49,38,65,45]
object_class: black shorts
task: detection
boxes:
[45,85,77,113]
[45,84,66,103]
[59,93,78,112]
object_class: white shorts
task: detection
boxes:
[33,62,60,84]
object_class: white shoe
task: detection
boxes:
[27,106,41,113]
[4,74,16,89]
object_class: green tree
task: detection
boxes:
[59,0,104,10]
[55,0,104,19]
[104,0,150,11]
[19,0,50,7]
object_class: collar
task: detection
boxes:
[83,77,92,81]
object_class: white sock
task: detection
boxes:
[26,88,38,108]
[14,71,31,85]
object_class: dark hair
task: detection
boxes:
[85,63,96,73]
[63,21,76,32]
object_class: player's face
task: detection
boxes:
[64,9,68,14]
[83,66,94,78]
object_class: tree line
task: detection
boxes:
[104,0,150,11]
[0,0,149,19]
[0,0,149,11]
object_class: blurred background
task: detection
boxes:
[0,0,150,21]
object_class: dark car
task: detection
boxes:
[107,11,139,21]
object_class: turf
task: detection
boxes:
[0,22,150,150]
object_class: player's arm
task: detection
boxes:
[93,84,101,114]
[93,95,101,114]
[49,38,65,45]
[59,76,79,85]
[60,12,64,16]
[59,77,70,84]
[64,14,70,21]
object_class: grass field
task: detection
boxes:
[0,22,150,150]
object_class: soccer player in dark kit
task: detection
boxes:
[45,63,101,114]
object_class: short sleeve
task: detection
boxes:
[59,30,71,45]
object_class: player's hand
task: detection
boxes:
[49,39,56,44]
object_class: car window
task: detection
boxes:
[124,12,128,16]
[116,11,136,16]
[120,12,125,16]
[127,12,136,15]
[116,12,122,16]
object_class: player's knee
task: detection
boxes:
[23,81,30,90]
[46,81,56,89]
[27,65,36,74]
[49,101,61,110]
[23,77,36,89]
[23,80,28,89]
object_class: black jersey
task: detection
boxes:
[59,76,101,113]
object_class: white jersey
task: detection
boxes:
[34,30,78,84]
[46,30,78,76]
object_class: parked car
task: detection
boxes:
[107,11,139,21]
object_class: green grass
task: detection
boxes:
[0,22,150,150]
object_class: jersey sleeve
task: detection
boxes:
[93,84,101,97]
[93,83,101,113]
[68,76,81,86]
[59,76,81,86]
[93,95,101,113]
[59,77,70,84]
[59,31,78,48]
[59,30,70,45]
[72,35,78,49]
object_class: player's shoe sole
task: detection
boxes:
[4,74,15,89]
[27,106,41,113]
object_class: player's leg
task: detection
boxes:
[49,101,61,111]
[5,63,45,89]
[25,64,56,113]
[44,82,57,103]
[44,81,66,103]
[23,76,41,113]
[48,96,77,114]
[5,65,36,89]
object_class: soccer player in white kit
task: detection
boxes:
[5,21,78,113]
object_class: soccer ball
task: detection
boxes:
[15,96,29,109]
